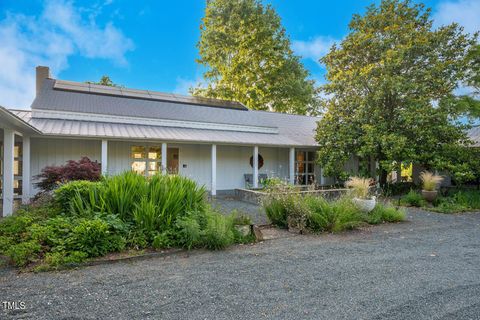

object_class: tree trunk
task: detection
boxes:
[379,168,388,188]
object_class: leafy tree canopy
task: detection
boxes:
[86,75,122,88]
[315,0,477,184]
[446,44,480,118]
[192,0,318,115]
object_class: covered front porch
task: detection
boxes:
[1,133,330,216]
[29,138,325,195]
[0,108,40,217]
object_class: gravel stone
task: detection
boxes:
[211,196,268,225]
[1,208,479,320]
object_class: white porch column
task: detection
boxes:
[320,167,326,186]
[161,143,167,174]
[211,144,217,196]
[253,146,259,188]
[101,139,108,175]
[22,136,31,204]
[3,129,14,216]
[289,147,295,185]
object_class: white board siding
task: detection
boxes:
[29,138,319,194]
[30,137,101,194]
[105,141,212,188]
[107,143,289,191]
[178,144,211,189]
[107,140,131,175]
[216,146,290,190]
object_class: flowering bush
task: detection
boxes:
[35,157,101,191]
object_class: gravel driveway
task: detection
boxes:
[211,196,268,224]
[1,208,480,320]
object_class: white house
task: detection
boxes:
[0,66,358,217]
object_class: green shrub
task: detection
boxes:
[55,180,103,212]
[202,212,235,250]
[6,240,42,267]
[367,205,406,224]
[0,214,37,240]
[101,172,147,221]
[305,196,337,232]
[44,251,88,268]
[0,236,14,252]
[331,198,365,232]
[423,190,480,213]
[1,172,248,270]
[62,172,208,229]
[152,231,175,249]
[175,216,202,249]
[263,196,290,228]
[265,193,404,234]
[285,197,310,233]
[29,217,74,249]
[126,229,149,249]
[70,219,125,257]
[133,197,159,234]
[231,211,252,225]
[262,177,288,190]
[401,189,424,207]
[452,190,480,209]
[146,174,206,228]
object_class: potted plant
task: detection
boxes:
[345,177,376,212]
[420,171,443,202]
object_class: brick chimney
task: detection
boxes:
[36,66,50,96]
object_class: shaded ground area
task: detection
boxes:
[1,208,480,320]
[211,195,268,225]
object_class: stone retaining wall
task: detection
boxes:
[235,188,348,205]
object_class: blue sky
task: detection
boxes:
[0,0,479,109]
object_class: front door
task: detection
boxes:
[167,148,179,174]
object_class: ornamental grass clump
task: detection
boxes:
[263,193,405,233]
[420,171,443,191]
[345,177,372,199]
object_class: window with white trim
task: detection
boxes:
[295,150,315,185]
[131,146,162,176]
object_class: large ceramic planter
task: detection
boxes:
[422,190,438,202]
[352,197,376,213]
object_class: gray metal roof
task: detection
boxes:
[53,80,249,110]
[8,78,321,147]
[467,126,480,147]
[0,106,41,135]
[12,110,318,147]
[32,79,319,129]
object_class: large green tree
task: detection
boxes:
[192,0,318,115]
[448,44,480,118]
[315,0,477,185]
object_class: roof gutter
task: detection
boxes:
[0,106,42,135]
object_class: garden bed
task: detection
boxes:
[0,172,256,272]
[398,189,480,214]
[235,188,348,205]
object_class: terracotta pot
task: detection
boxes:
[352,197,376,213]
[422,190,438,202]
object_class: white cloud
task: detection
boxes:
[174,75,206,95]
[433,0,480,34]
[0,0,134,109]
[292,36,338,63]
